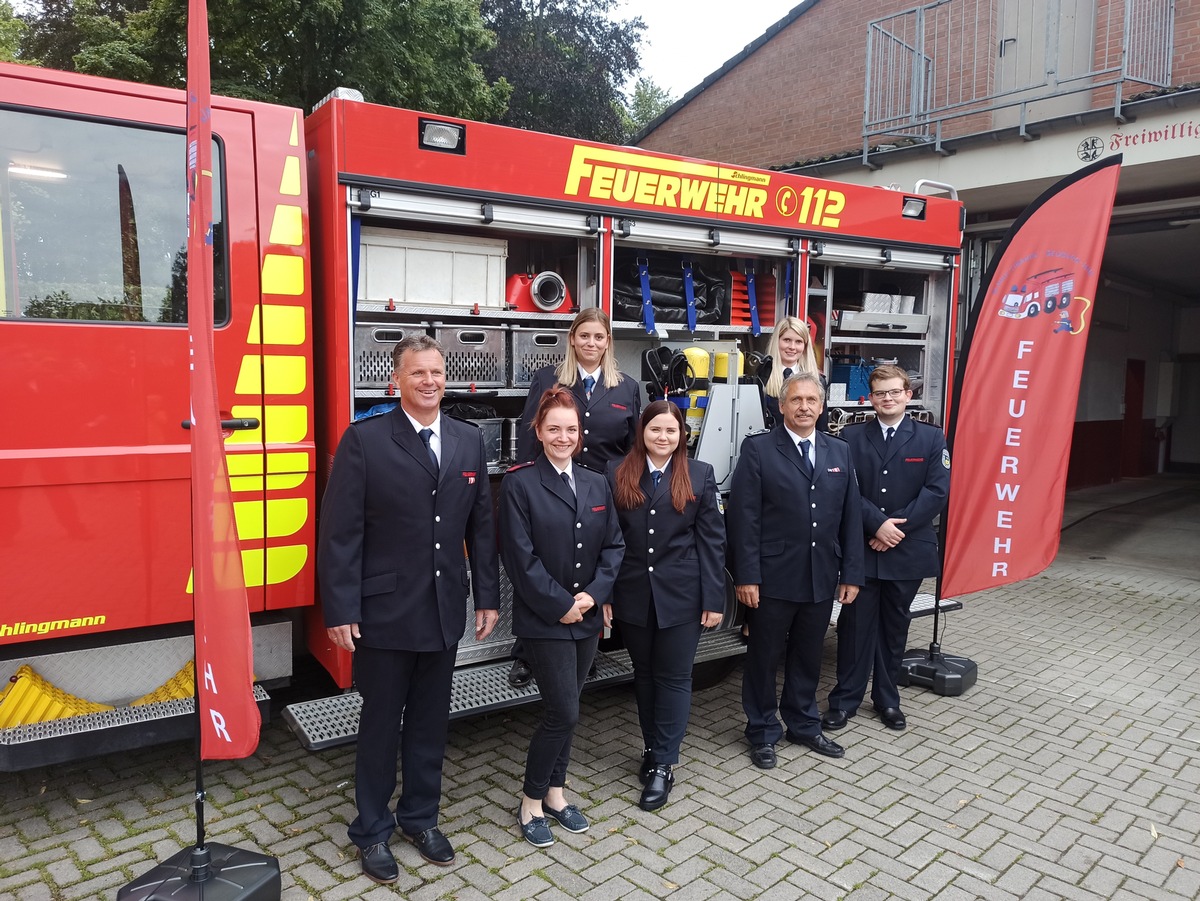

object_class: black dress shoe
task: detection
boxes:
[359,842,398,884]
[786,731,845,758]
[639,764,674,811]
[875,706,907,730]
[508,658,533,689]
[821,708,856,731]
[749,743,776,769]
[402,827,455,865]
[638,748,655,786]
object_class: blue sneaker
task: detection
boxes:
[517,809,554,848]
[543,803,589,833]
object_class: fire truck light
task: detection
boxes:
[419,119,466,154]
[8,163,67,180]
[901,196,926,219]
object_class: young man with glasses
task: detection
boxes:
[823,365,950,733]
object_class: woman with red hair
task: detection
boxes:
[605,400,726,811]
[501,387,624,847]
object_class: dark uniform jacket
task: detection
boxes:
[515,365,640,471]
[606,458,727,629]
[317,408,500,651]
[728,427,865,602]
[499,456,625,640]
[843,417,949,581]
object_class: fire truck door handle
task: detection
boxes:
[181,418,261,430]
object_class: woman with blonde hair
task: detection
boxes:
[514,308,640,466]
[759,316,828,433]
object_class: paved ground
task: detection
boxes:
[2,474,1198,900]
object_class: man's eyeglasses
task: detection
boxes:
[870,388,908,399]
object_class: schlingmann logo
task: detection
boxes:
[0,615,107,637]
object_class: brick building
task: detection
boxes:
[637,0,1200,485]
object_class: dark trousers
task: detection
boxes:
[521,634,599,799]
[620,603,703,766]
[742,594,834,745]
[827,577,921,713]
[348,644,457,849]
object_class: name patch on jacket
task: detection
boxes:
[610,403,627,411]
[592,505,607,512]
[462,471,477,484]
[904,457,925,463]
[827,466,842,473]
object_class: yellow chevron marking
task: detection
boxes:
[269,204,304,246]
[225,404,308,444]
[289,113,299,147]
[261,254,304,295]
[280,156,302,197]
[233,498,307,540]
[249,303,306,346]
[235,354,306,395]
[264,545,308,585]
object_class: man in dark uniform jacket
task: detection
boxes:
[824,365,949,732]
[728,372,864,769]
[318,335,500,883]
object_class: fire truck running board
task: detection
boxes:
[0,686,271,773]
[283,630,748,752]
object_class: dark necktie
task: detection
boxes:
[560,470,574,496]
[783,367,793,380]
[419,427,438,471]
[651,470,661,491]
[583,375,595,400]
[798,438,813,479]
[885,426,895,445]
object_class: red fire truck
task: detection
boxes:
[0,61,964,769]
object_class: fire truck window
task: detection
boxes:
[0,109,227,325]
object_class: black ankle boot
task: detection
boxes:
[639,764,673,811]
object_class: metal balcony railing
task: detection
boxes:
[863,0,1175,165]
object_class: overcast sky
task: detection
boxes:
[625,0,804,99]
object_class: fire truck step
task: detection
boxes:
[282,650,633,752]
[282,630,749,753]
[0,685,271,773]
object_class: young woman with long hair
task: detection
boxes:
[605,400,726,811]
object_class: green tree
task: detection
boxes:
[0,1,23,62]
[18,0,509,119]
[479,0,643,142]
[625,76,672,134]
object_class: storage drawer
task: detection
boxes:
[354,323,427,391]
[833,310,929,334]
[434,324,507,388]
[510,327,569,387]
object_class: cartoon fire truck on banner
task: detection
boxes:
[0,61,964,769]
[998,267,1075,318]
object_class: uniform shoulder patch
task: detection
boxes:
[942,448,951,469]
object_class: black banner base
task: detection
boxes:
[899,648,978,696]
[117,843,280,901]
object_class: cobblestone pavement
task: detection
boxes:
[2,476,1198,900]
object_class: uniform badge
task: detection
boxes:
[463,470,476,484]
[942,448,951,469]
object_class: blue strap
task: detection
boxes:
[681,259,697,332]
[350,216,362,326]
[637,257,656,334]
[746,263,762,337]
[783,260,793,312]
